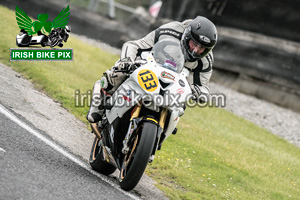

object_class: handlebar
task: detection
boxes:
[114,59,147,74]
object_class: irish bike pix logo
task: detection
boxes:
[10,5,73,61]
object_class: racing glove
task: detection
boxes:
[191,84,209,103]
[115,57,147,71]
[115,57,134,70]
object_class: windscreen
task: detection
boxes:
[152,38,185,73]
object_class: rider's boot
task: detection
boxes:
[87,75,113,139]
[86,79,104,123]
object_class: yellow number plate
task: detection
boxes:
[137,69,158,92]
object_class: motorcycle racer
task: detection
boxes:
[87,16,218,123]
[47,25,71,47]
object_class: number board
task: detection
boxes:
[137,69,158,92]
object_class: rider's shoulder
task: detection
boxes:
[159,19,193,32]
[181,19,193,26]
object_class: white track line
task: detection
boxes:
[0,147,6,153]
[0,104,139,200]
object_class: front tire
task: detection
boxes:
[89,136,117,175]
[50,37,59,48]
[119,122,157,191]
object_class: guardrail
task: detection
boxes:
[88,0,135,19]
[212,26,300,112]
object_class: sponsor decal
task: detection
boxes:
[199,35,211,43]
[177,88,185,94]
[163,60,177,71]
[159,29,181,37]
[161,71,175,81]
[179,79,185,87]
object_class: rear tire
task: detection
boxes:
[119,122,157,191]
[89,136,117,175]
[41,37,47,47]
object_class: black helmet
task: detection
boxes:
[65,25,71,32]
[181,16,217,61]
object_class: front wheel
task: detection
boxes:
[119,122,157,191]
[89,136,117,175]
[49,37,59,48]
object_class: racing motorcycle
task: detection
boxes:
[89,38,193,191]
[48,26,70,47]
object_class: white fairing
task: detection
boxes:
[106,38,192,140]
[16,34,44,45]
[16,34,26,44]
[30,35,44,44]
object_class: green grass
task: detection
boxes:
[146,107,300,199]
[1,5,299,199]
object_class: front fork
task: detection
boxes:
[122,104,168,162]
[149,108,168,162]
[122,104,142,154]
[90,123,102,140]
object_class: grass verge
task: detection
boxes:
[1,5,299,199]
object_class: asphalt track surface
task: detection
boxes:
[0,105,138,200]
[0,61,167,200]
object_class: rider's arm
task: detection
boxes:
[199,52,214,94]
[120,20,190,61]
[186,51,214,95]
[120,30,156,61]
